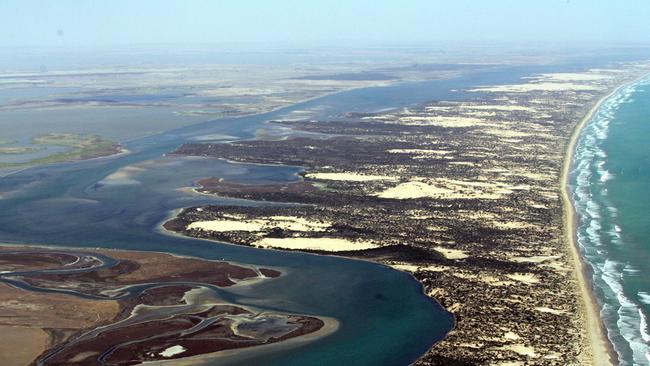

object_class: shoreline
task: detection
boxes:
[0,243,340,365]
[560,74,648,365]
[163,69,650,365]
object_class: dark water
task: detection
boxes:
[0,64,590,365]
[571,77,650,365]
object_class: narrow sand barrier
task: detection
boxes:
[559,77,646,366]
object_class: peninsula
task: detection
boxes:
[165,64,650,364]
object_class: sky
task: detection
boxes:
[1,0,650,48]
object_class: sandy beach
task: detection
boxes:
[559,79,643,366]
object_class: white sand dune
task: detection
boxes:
[470,82,600,93]
[188,216,330,233]
[255,237,379,252]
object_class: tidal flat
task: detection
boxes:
[0,246,336,366]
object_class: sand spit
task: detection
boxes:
[99,165,146,185]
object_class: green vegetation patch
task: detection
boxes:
[0,133,120,168]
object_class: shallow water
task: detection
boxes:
[571,77,650,365]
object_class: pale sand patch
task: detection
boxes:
[0,326,48,366]
[376,181,456,199]
[421,265,448,272]
[448,161,476,166]
[390,263,449,273]
[68,352,101,363]
[459,104,535,112]
[221,213,248,220]
[255,237,379,252]
[459,342,483,349]
[304,172,397,182]
[461,211,500,220]
[160,345,187,357]
[406,210,434,219]
[499,344,537,357]
[539,190,559,199]
[392,116,490,128]
[434,246,468,260]
[589,68,627,74]
[200,87,278,97]
[463,111,497,117]
[100,166,145,185]
[535,307,567,315]
[427,226,448,232]
[188,216,330,233]
[506,273,540,284]
[427,287,446,297]
[375,178,524,200]
[492,221,536,230]
[387,149,454,155]
[533,73,613,82]
[390,263,420,272]
[504,331,520,340]
[470,82,601,93]
[267,216,331,231]
[189,219,265,232]
[423,106,454,111]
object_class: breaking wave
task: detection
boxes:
[571,78,650,365]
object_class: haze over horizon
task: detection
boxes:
[2,0,650,48]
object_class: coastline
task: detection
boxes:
[560,76,647,365]
[162,67,650,365]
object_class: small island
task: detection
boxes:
[0,246,332,366]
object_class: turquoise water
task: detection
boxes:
[571,77,650,365]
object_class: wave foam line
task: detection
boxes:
[572,78,650,365]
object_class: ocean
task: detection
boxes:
[571,76,650,365]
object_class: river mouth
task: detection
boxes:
[0,64,582,365]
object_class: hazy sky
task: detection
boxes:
[1,0,650,47]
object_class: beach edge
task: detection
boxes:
[559,77,642,365]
